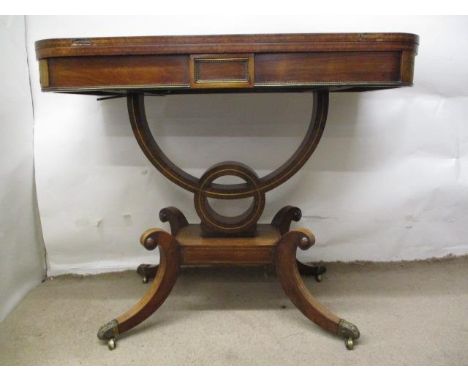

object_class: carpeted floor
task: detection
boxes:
[1,256,467,365]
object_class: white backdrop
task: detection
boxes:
[0,16,45,320]
[26,16,468,276]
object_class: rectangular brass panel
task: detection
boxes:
[190,54,254,88]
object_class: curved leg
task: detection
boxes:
[274,229,360,350]
[271,206,327,282]
[98,228,181,349]
[136,207,188,283]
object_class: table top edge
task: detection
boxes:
[35,32,419,59]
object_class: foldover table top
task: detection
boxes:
[35,33,419,95]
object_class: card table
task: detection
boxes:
[35,33,419,350]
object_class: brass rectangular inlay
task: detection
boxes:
[190,54,254,88]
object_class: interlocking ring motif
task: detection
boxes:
[128,91,328,235]
[194,162,265,235]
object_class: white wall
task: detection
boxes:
[26,16,468,275]
[0,16,46,321]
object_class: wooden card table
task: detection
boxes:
[35,33,419,351]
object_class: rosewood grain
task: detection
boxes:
[47,55,189,88]
[36,33,419,59]
[36,33,418,93]
[97,228,181,340]
[178,224,278,265]
[255,51,402,85]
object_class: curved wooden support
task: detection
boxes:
[128,94,199,193]
[271,206,327,280]
[98,228,181,344]
[127,91,329,198]
[128,92,328,236]
[274,229,360,348]
[136,207,188,283]
[258,92,328,195]
[159,206,189,235]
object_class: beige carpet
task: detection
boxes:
[1,256,467,365]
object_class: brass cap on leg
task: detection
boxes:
[97,319,119,341]
[338,319,360,350]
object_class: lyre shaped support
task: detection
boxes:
[127,91,328,198]
[127,91,328,235]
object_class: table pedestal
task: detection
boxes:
[97,91,360,350]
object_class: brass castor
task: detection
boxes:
[108,338,116,350]
[315,273,323,282]
[338,319,359,350]
[98,319,119,350]
[345,337,354,350]
[142,276,148,284]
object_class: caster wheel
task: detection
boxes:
[345,337,354,350]
[108,338,116,350]
[315,274,323,282]
[142,276,148,284]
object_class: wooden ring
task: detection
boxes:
[194,162,265,235]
